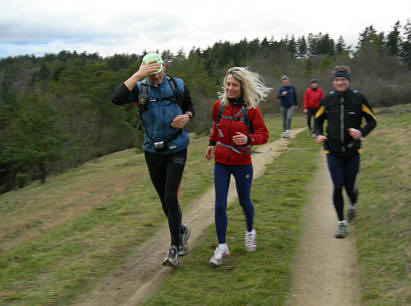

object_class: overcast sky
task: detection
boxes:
[0,0,410,58]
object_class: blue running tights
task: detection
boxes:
[214,162,254,243]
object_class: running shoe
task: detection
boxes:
[209,245,229,266]
[162,245,180,267]
[245,229,257,251]
[285,130,290,138]
[282,132,287,138]
[308,129,312,136]
[179,224,190,256]
[347,205,356,223]
[334,222,347,238]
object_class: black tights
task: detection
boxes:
[306,108,318,130]
[326,154,360,221]
[144,149,187,246]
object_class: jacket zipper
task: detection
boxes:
[340,95,345,152]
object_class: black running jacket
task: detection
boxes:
[315,88,377,156]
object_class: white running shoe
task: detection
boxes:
[209,245,229,266]
[245,229,257,251]
[283,130,290,138]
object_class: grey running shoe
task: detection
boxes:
[334,222,347,238]
[162,245,180,267]
[308,129,312,136]
[179,225,190,256]
[347,205,357,223]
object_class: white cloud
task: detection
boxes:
[0,0,410,57]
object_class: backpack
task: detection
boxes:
[137,75,183,112]
[215,102,254,136]
[136,75,186,152]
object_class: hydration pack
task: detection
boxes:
[137,75,183,112]
[135,75,188,153]
[215,102,254,135]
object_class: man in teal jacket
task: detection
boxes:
[111,53,195,267]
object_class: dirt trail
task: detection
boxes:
[76,128,305,306]
[286,152,361,306]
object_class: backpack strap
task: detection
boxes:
[137,79,149,113]
[215,102,225,137]
[137,75,183,113]
[216,102,253,137]
[165,75,184,107]
[242,107,253,134]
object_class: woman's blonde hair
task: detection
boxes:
[219,67,272,109]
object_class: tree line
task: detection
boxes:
[0,20,410,192]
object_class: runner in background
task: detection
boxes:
[277,75,298,138]
[303,79,323,137]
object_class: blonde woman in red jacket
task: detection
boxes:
[303,79,324,136]
[205,67,271,266]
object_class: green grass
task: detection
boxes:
[0,135,214,305]
[355,107,410,305]
[0,114,305,305]
[143,129,320,306]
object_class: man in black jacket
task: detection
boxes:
[315,66,376,238]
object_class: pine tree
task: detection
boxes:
[287,35,297,56]
[385,21,402,56]
[400,19,411,65]
[357,25,384,50]
[297,36,307,58]
[3,91,68,184]
[336,36,346,54]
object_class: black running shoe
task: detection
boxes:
[162,245,180,267]
[347,205,356,223]
[179,225,190,256]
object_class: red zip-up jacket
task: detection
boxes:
[303,87,324,109]
[209,99,269,165]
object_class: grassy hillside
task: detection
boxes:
[0,114,304,304]
[355,105,411,305]
[1,106,408,305]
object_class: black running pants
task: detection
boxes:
[306,108,318,131]
[144,149,187,246]
[326,153,360,221]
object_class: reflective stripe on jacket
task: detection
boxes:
[314,89,377,156]
[209,99,269,165]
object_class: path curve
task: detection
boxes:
[76,128,305,306]
[286,152,361,306]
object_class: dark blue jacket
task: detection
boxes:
[277,85,298,108]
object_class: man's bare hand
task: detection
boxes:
[316,135,328,144]
[137,60,161,77]
[171,114,189,129]
[348,128,362,140]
